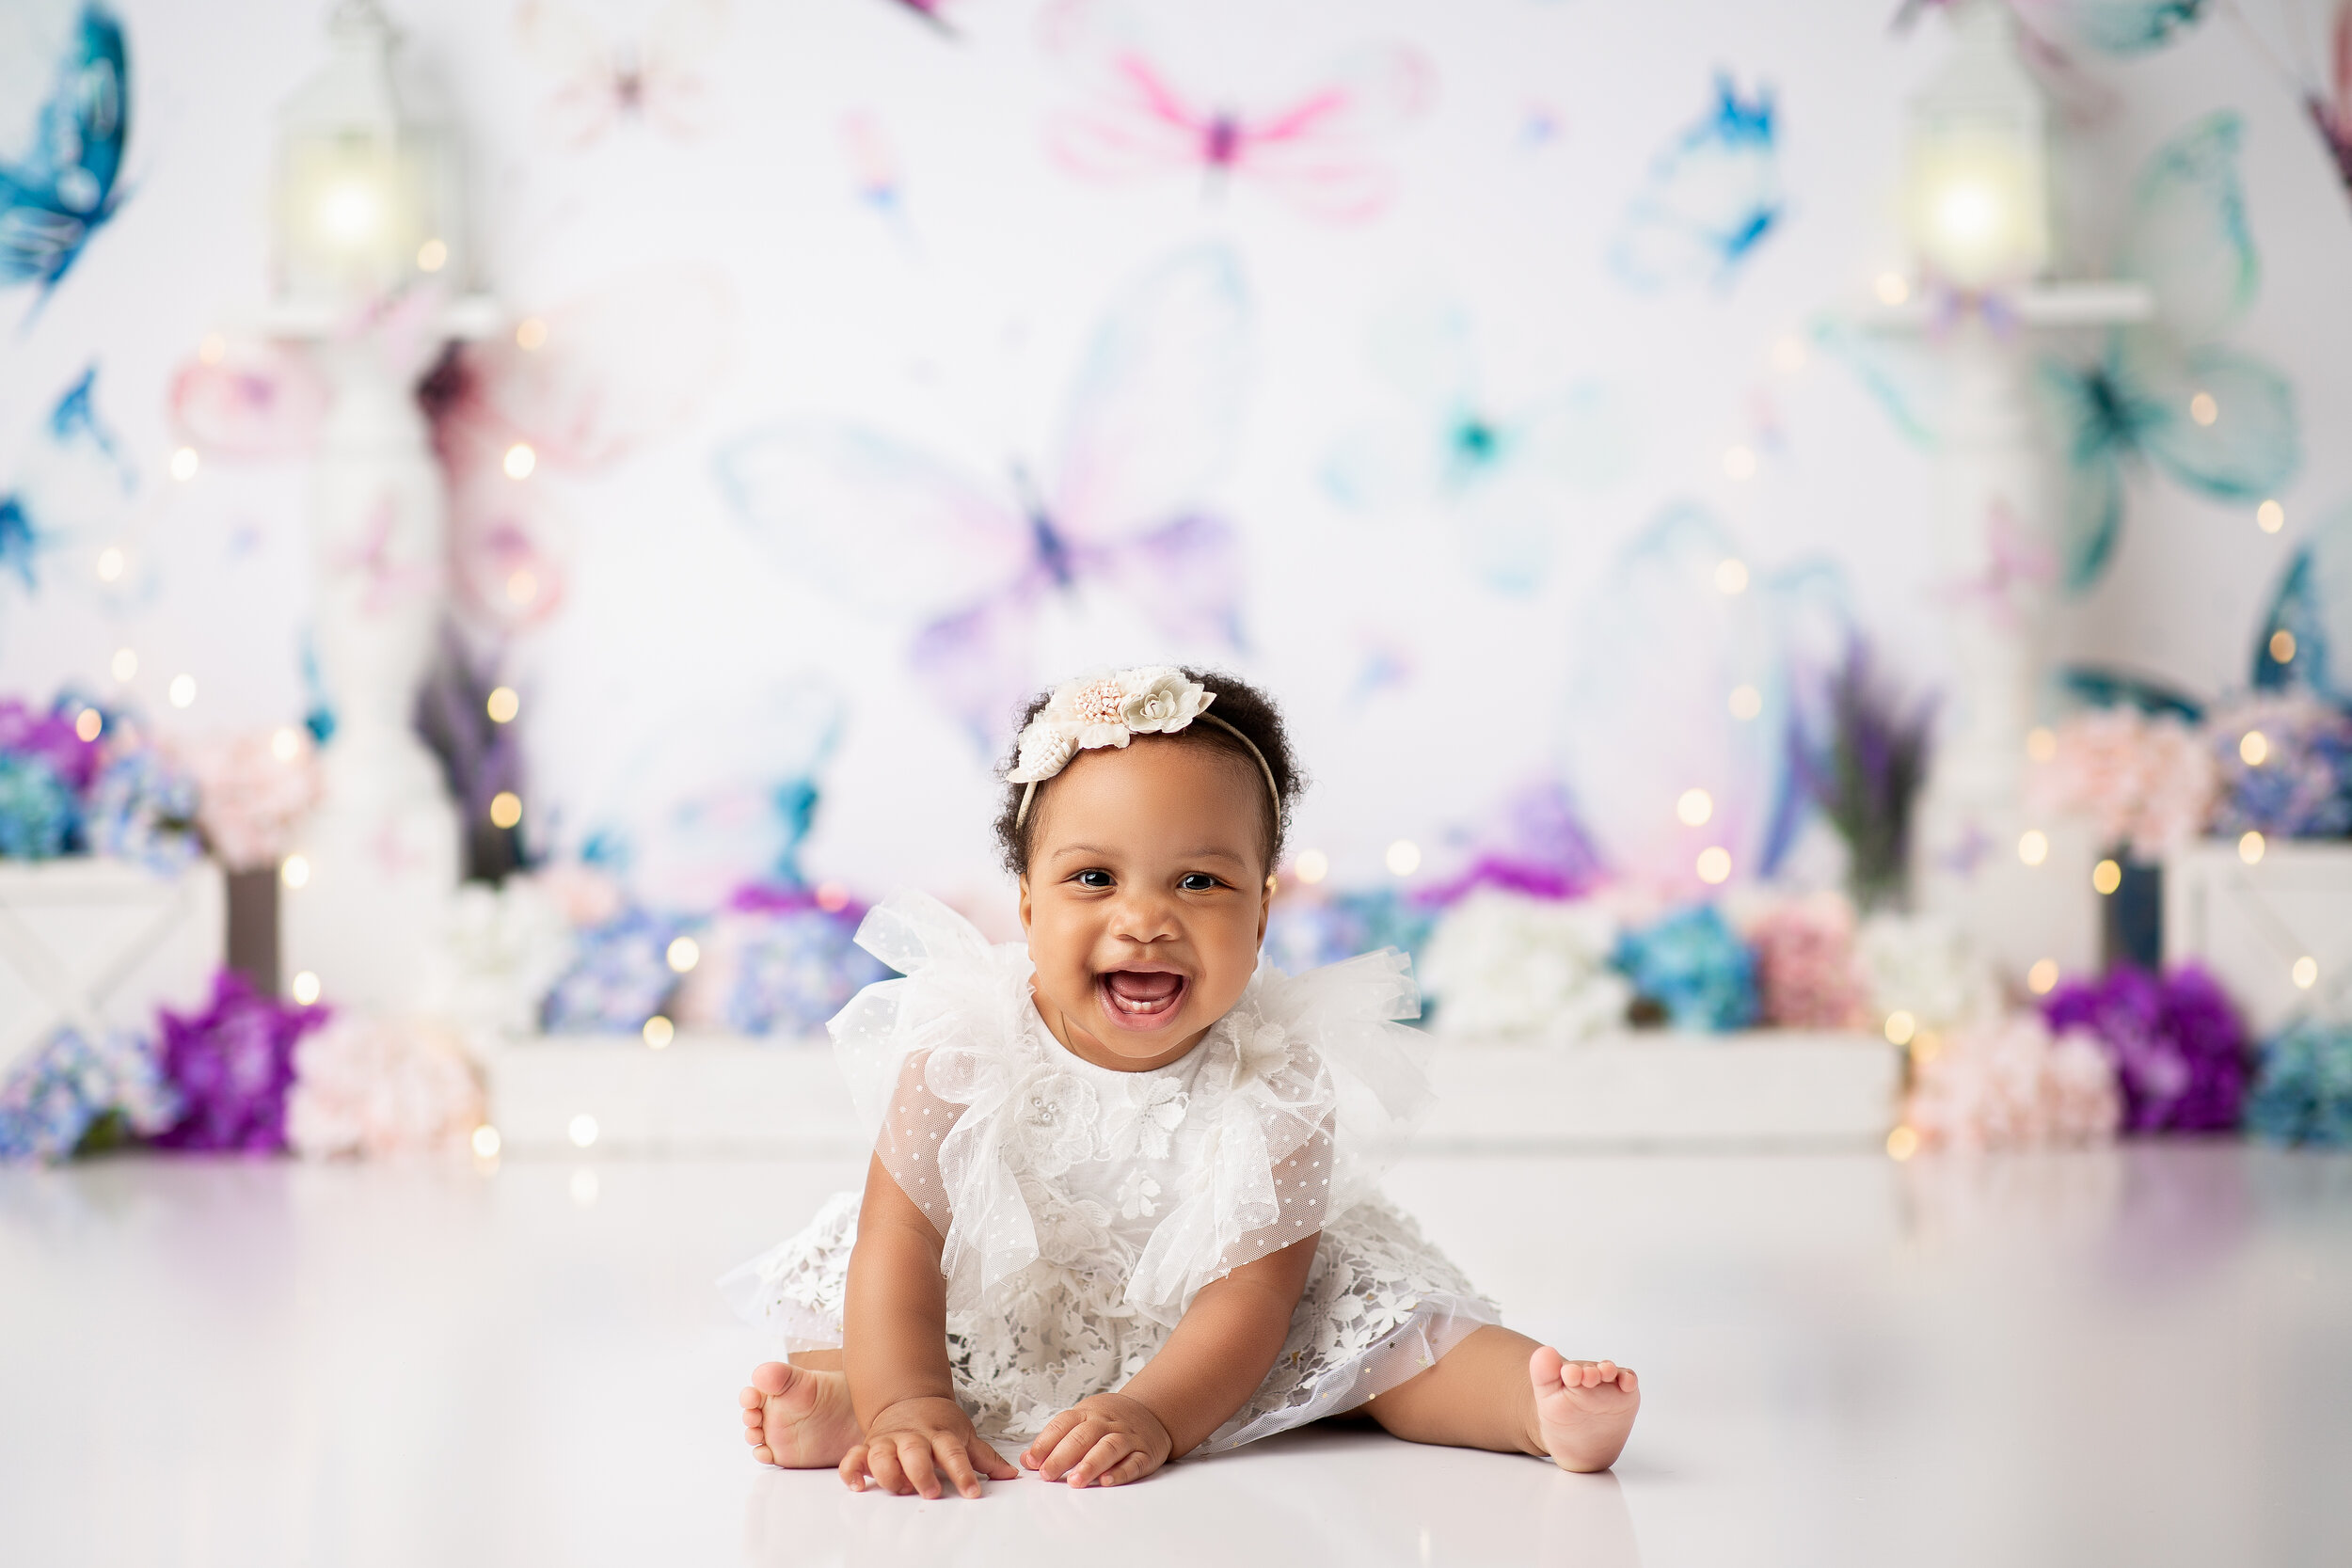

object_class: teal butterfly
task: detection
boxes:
[2255,497,2352,703]
[2041,111,2300,591]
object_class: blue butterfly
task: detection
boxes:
[1610,74,1782,292]
[2255,498,2352,704]
[0,363,138,596]
[0,3,129,295]
[2040,112,2299,591]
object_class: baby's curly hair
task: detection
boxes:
[993,669,1303,879]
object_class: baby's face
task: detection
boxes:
[1018,737,1272,1071]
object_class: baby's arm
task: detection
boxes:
[839,1153,1017,1498]
[1023,1232,1319,1487]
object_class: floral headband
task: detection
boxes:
[1007,666,1280,830]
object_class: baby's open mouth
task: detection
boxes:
[1098,969,1186,1022]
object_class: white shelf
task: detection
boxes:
[482,1029,1902,1157]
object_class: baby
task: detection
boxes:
[724,667,1637,1495]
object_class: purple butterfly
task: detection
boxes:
[716,245,1251,746]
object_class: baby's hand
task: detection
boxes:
[1021,1392,1172,1488]
[843,1395,1017,1499]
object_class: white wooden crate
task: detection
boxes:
[481,1029,1902,1156]
[2165,841,2352,1036]
[0,859,226,1076]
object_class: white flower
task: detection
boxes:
[1233,1019,1293,1085]
[1027,1183,1114,1261]
[1855,911,2001,1032]
[1003,667,1215,784]
[1100,1074,1187,1161]
[1116,1168,1162,1220]
[1419,890,1630,1043]
[1117,667,1212,734]
[1011,1070,1098,1177]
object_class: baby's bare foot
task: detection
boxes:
[1529,1346,1639,1473]
[738,1361,862,1468]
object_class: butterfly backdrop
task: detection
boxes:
[3,0,2351,925]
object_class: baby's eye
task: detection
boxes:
[1075,869,1114,889]
[1179,873,1222,892]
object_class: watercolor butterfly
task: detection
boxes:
[1555,503,1853,895]
[514,0,725,150]
[717,245,1251,749]
[0,1,128,299]
[1323,296,1633,593]
[1040,0,1432,222]
[1897,0,2207,53]
[1610,74,1782,293]
[0,365,142,606]
[2225,0,2352,198]
[2303,0,2352,194]
[2255,496,2352,703]
[840,110,919,255]
[2038,112,2299,591]
[882,0,957,36]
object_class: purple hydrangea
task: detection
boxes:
[2041,964,2249,1132]
[717,890,890,1037]
[152,971,332,1153]
[539,907,688,1033]
[84,749,202,872]
[2207,693,2352,839]
[0,697,103,793]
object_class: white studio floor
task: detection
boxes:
[4,1145,2348,1568]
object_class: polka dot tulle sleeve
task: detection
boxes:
[874,1050,962,1237]
[1219,1119,1336,1273]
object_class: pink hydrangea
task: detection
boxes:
[1742,891,1869,1028]
[1903,1015,2121,1151]
[2027,708,2217,860]
[176,729,323,872]
[285,1017,484,1158]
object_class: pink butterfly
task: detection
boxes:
[514,0,727,150]
[1040,0,1432,222]
[2308,1,2352,192]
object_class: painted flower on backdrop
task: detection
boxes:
[1,367,146,611]
[1324,297,1634,593]
[0,2,130,302]
[513,0,726,150]
[717,245,1250,750]
[1610,74,1782,293]
[1039,0,1433,223]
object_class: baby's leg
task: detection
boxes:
[737,1354,862,1468]
[1359,1325,1638,1473]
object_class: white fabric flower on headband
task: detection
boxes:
[1007,667,1215,784]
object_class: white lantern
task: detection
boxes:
[272,0,465,309]
[1901,0,2050,293]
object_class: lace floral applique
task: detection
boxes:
[1116,1168,1161,1219]
[1102,1073,1188,1160]
[1233,1019,1292,1085]
[1011,1069,1097,1176]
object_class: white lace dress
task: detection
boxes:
[719,892,1502,1454]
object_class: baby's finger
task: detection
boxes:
[1023,1408,1083,1468]
[895,1435,944,1499]
[938,1442,985,1500]
[1066,1433,1133,1487]
[1592,1360,1619,1384]
[970,1435,1021,1481]
[1038,1418,1107,1481]
[1616,1368,1639,1393]
[867,1440,909,1495]
[1099,1449,1155,1488]
[839,1444,871,1492]
[739,1386,760,1410]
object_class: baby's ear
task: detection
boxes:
[1016,874,1033,932]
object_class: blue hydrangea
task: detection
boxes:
[1613,904,1758,1031]
[1264,889,1437,975]
[0,1025,179,1163]
[2243,1021,2352,1148]
[723,909,890,1037]
[539,909,688,1033]
[0,752,79,859]
[84,749,202,872]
